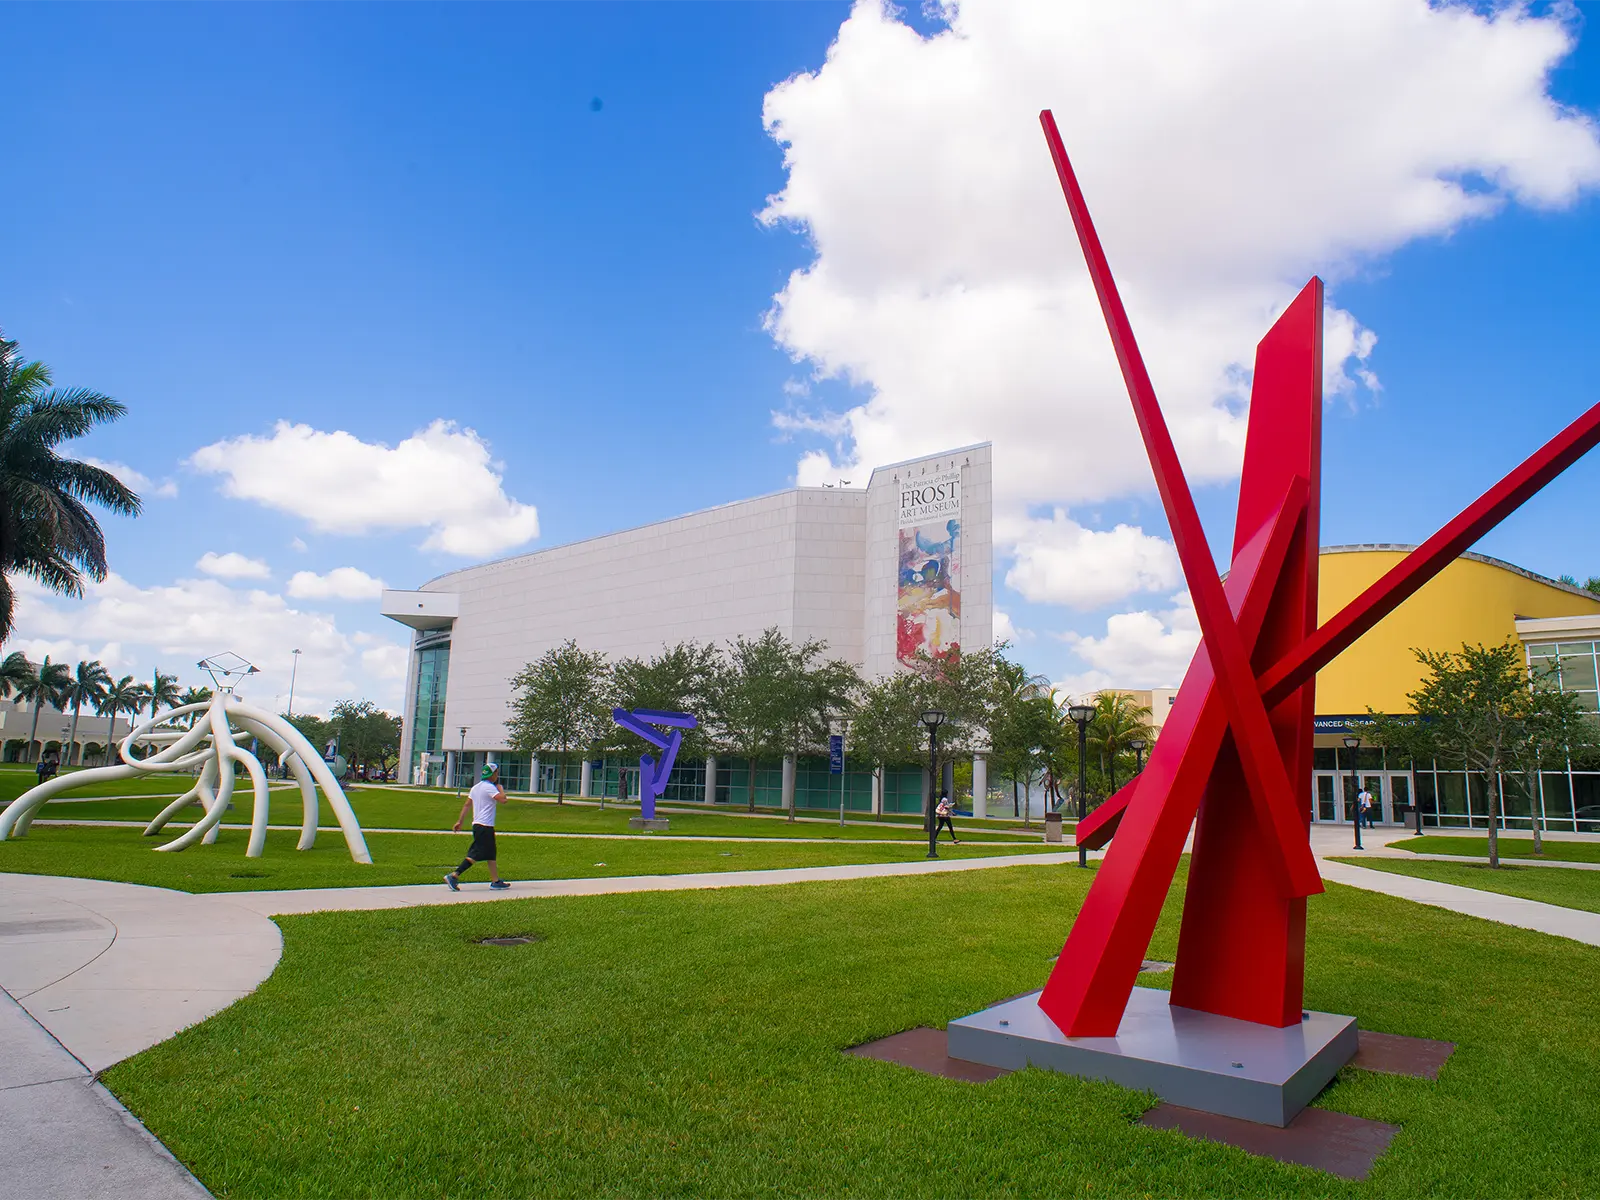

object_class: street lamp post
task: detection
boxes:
[1129,737,1147,775]
[457,726,468,800]
[836,718,851,829]
[1068,703,1095,868]
[1344,734,1364,850]
[285,648,301,717]
[920,710,946,859]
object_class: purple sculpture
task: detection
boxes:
[611,708,697,822]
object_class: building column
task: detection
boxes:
[703,756,717,804]
[782,754,796,814]
[972,754,988,819]
[871,768,883,816]
[444,750,456,790]
[579,759,593,798]
[942,759,955,802]
[530,755,541,795]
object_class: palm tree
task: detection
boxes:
[177,685,213,728]
[62,659,111,767]
[15,655,69,761]
[1,650,33,699]
[148,669,180,719]
[97,674,140,762]
[1085,691,1155,795]
[0,333,142,643]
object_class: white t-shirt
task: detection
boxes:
[469,780,501,827]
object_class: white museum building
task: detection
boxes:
[381,444,994,814]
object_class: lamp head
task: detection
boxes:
[1129,738,1146,752]
[1067,703,1095,726]
[920,709,946,730]
[1343,735,1361,750]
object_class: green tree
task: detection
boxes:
[331,699,402,776]
[1087,691,1155,795]
[708,629,795,812]
[1,651,32,699]
[96,674,141,763]
[283,712,335,760]
[899,643,1005,815]
[848,672,926,799]
[178,685,213,727]
[507,640,612,804]
[15,655,69,761]
[987,654,1055,825]
[608,641,721,761]
[1366,640,1587,868]
[62,659,110,767]
[0,334,141,642]
[147,669,180,718]
[775,640,859,821]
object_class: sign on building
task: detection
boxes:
[897,468,962,666]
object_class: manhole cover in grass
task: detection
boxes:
[472,933,544,947]
[230,871,269,879]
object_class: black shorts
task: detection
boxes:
[468,823,498,861]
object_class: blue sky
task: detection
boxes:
[5,1,1600,712]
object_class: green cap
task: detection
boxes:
[481,763,498,780]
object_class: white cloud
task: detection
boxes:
[196,551,271,580]
[1060,591,1199,690]
[9,571,407,713]
[189,419,540,556]
[289,537,309,553]
[287,567,386,601]
[760,1,1600,520]
[993,607,1031,644]
[362,643,409,681]
[1005,511,1180,608]
[82,457,178,500]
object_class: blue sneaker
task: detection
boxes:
[489,880,511,890]
[444,873,459,891]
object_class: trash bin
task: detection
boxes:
[1044,811,1063,843]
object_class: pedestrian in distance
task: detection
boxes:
[445,762,511,891]
[935,790,960,844]
[1357,785,1375,828]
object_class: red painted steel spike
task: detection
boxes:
[1040,109,1319,899]
[1039,475,1309,1036]
[1257,396,1600,708]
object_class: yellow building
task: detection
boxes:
[1314,545,1600,717]
[1309,545,1600,831]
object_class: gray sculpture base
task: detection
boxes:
[947,987,1356,1127]
[628,817,670,831]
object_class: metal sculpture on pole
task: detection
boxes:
[0,651,371,863]
[611,707,697,831]
[1030,107,1600,1037]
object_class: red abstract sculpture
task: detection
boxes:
[1036,109,1600,1037]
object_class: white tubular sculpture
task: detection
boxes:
[0,690,372,864]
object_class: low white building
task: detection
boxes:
[382,444,995,813]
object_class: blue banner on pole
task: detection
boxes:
[828,735,843,774]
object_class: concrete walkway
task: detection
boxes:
[0,874,281,1200]
[0,991,209,1200]
[226,850,1081,916]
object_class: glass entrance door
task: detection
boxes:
[1311,771,1411,824]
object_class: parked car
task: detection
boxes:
[1576,805,1600,834]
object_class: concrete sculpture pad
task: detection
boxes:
[947,987,1356,1126]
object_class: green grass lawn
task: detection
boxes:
[0,765,236,802]
[0,822,1053,893]
[1398,834,1600,864]
[99,861,1600,1198]
[1332,854,1600,915]
[26,788,1041,843]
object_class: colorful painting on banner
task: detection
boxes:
[897,469,962,665]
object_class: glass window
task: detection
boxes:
[1558,648,1598,691]
[1312,748,1336,771]
[1541,772,1575,829]
[1527,643,1557,659]
[1572,774,1600,833]
[1434,771,1469,826]
[494,753,530,793]
[409,642,450,785]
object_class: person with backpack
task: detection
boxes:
[935,790,960,844]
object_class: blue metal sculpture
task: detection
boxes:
[611,708,697,822]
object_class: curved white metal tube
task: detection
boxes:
[157,712,238,853]
[0,764,143,839]
[230,702,370,864]
[232,715,319,850]
[144,764,212,836]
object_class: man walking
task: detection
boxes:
[1357,785,1375,829]
[445,763,511,890]
[934,790,960,844]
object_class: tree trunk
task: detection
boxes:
[1012,778,1019,818]
[27,701,43,762]
[1486,765,1501,869]
[747,757,756,813]
[107,712,118,764]
[1529,771,1545,856]
[68,702,82,768]
[556,747,566,804]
